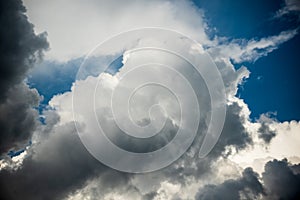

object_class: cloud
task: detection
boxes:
[209,29,298,63]
[195,167,264,200]
[228,118,300,174]
[23,0,211,61]
[195,158,300,200]
[262,159,300,199]
[0,121,128,200]
[0,84,40,154]
[275,0,300,18]
[41,35,257,199]
[214,101,252,154]
[0,45,255,199]
[257,113,277,143]
[0,0,48,155]
[0,0,48,101]
[0,0,299,199]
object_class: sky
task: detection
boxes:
[0,0,300,199]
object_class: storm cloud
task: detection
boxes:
[262,159,300,200]
[0,0,48,154]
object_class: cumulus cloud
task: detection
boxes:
[41,34,259,199]
[0,0,48,155]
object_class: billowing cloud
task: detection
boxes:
[0,37,255,200]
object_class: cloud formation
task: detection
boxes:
[0,0,299,200]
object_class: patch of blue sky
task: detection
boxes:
[193,0,300,121]
[105,54,124,75]
[7,141,31,158]
[238,34,300,121]
[193,0,284,39]
[28,58,82,105]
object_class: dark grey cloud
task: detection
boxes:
[0,0,48,154]
[0,84,39,154]
[262,159,300,200]
[195,167,264,200]
[195,159,300,200]
[258,122,276,143]
[213,102,252,156]
[0,0,48,101]
[276,0,300,17]
[0,122,130,200]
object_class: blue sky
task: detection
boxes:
[194,0,300,121]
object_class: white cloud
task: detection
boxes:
[209,29,298,63]
[275,0,300,18]
[23,0,211,61]
[229,115,300,174]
